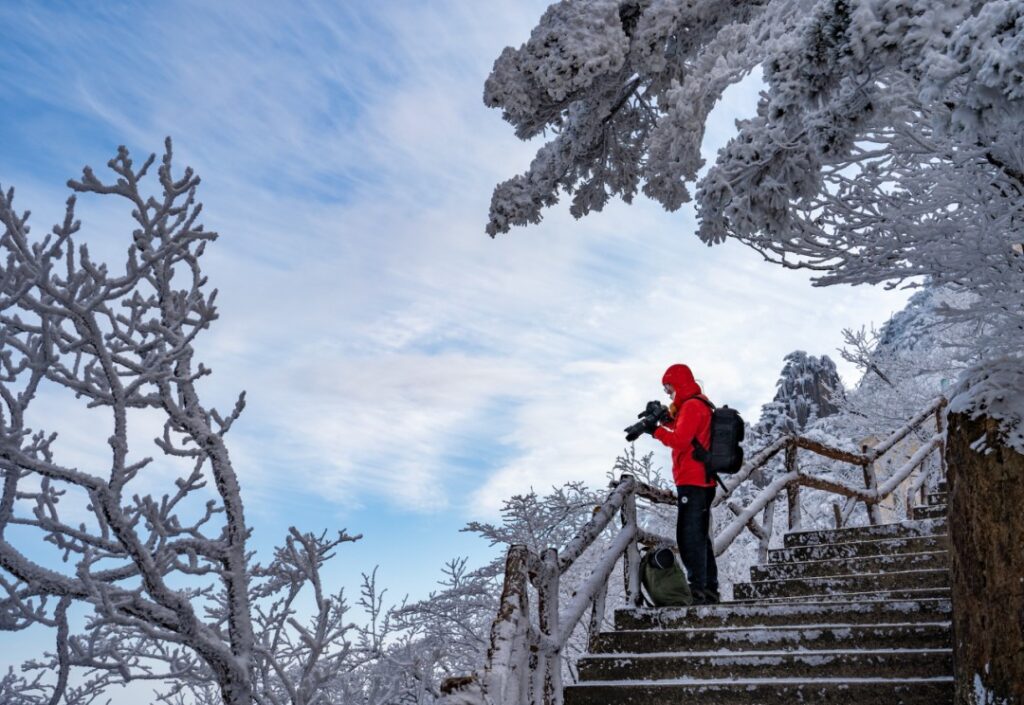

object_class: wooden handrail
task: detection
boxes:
[555,523,636,647]
[443,397,949,705]
[713,470,800,553]
[794,436,868,466]
[558,478,633,573]
[867,397,947,461]
[716,435,802,503]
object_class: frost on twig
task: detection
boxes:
[486,0,1024,361]
[0,142,403,705]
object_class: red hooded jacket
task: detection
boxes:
[653,364,715,488]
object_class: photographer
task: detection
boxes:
[648,364,720,605]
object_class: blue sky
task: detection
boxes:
[0,0,913,641]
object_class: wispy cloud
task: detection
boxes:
[0,1,910,527]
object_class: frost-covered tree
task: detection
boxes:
[485,0,1024,361]
[398,472,669,694]
[0,143,399,705]
[745,350,843,488]
[461,481,604,560]
[747,287,971,526]
[755,351,843,437]
[837,286,974,431]
[390,557,497,696]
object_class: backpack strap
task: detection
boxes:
[684,395,716,412]
[681,395,715,459]
[680,395,717,485]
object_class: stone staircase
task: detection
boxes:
[565,484,952,704]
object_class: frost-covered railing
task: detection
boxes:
[638,395,949,563]
[447,475,642,705]
[441,397,947,705]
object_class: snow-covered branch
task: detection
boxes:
[0,143,410,705]
[486,0,1024,361]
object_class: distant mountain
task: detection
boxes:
[755,351,843,436]
[860,286,974,399]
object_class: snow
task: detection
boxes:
[486,0,1024,371]
[949,357,1024,455]
[625,597,951,621]
[613,621,949,638]
[571,675,955,686]
[973,672,1010,705]
[586,647,950,658]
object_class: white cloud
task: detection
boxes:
[0,1,911,527]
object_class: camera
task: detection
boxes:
[624,400,671,442]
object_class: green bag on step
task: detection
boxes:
[639,547,693,607]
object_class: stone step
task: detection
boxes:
[734,568,949,600]
[768,534,948,563]
[783,519,945,548]
[564,677,953,705]
[614,598,952,630]
[752,550,948,581]
[912,504,947,520]
[589,622,950,654]
[734,587,951,604]
[577,647,952,682]
[926,492,948,506]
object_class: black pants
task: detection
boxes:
[676,485,719,596]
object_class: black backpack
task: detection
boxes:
[686,397,745,482]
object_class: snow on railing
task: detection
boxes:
[439,397,948,705]
[440,476,640,705]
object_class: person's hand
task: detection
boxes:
[643,400,663,417]
[624,400,669,441]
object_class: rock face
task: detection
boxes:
[946,410,1024,704]
[755,351,842,436]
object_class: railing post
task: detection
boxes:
[907,468,925,521]
[619,474,641,607]
[784,443,802,531]
[935,399,948,484]
[537,547,561,705]
[482,545,531,705]
[786,483,802,531]
[758,497,776,562]
[861,445,882,525]
[587,582,608,653]
[832,501,843,528]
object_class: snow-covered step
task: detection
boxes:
[569,517,954,705]
[925,491,948,506]
[911,503,947,520]
[768,534,947,562]
[564,677,953,705]
[589,622,950,654]
[784,519,945,548]
[730,586,951,604]
[733,568,949,600]
[614,598,952,630]
[577,647,952,681]
[751,550,947,581]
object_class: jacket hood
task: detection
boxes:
[662,364,702,404]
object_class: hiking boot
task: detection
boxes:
[690,588,721,605]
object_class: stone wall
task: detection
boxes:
[946,410,1024,704]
